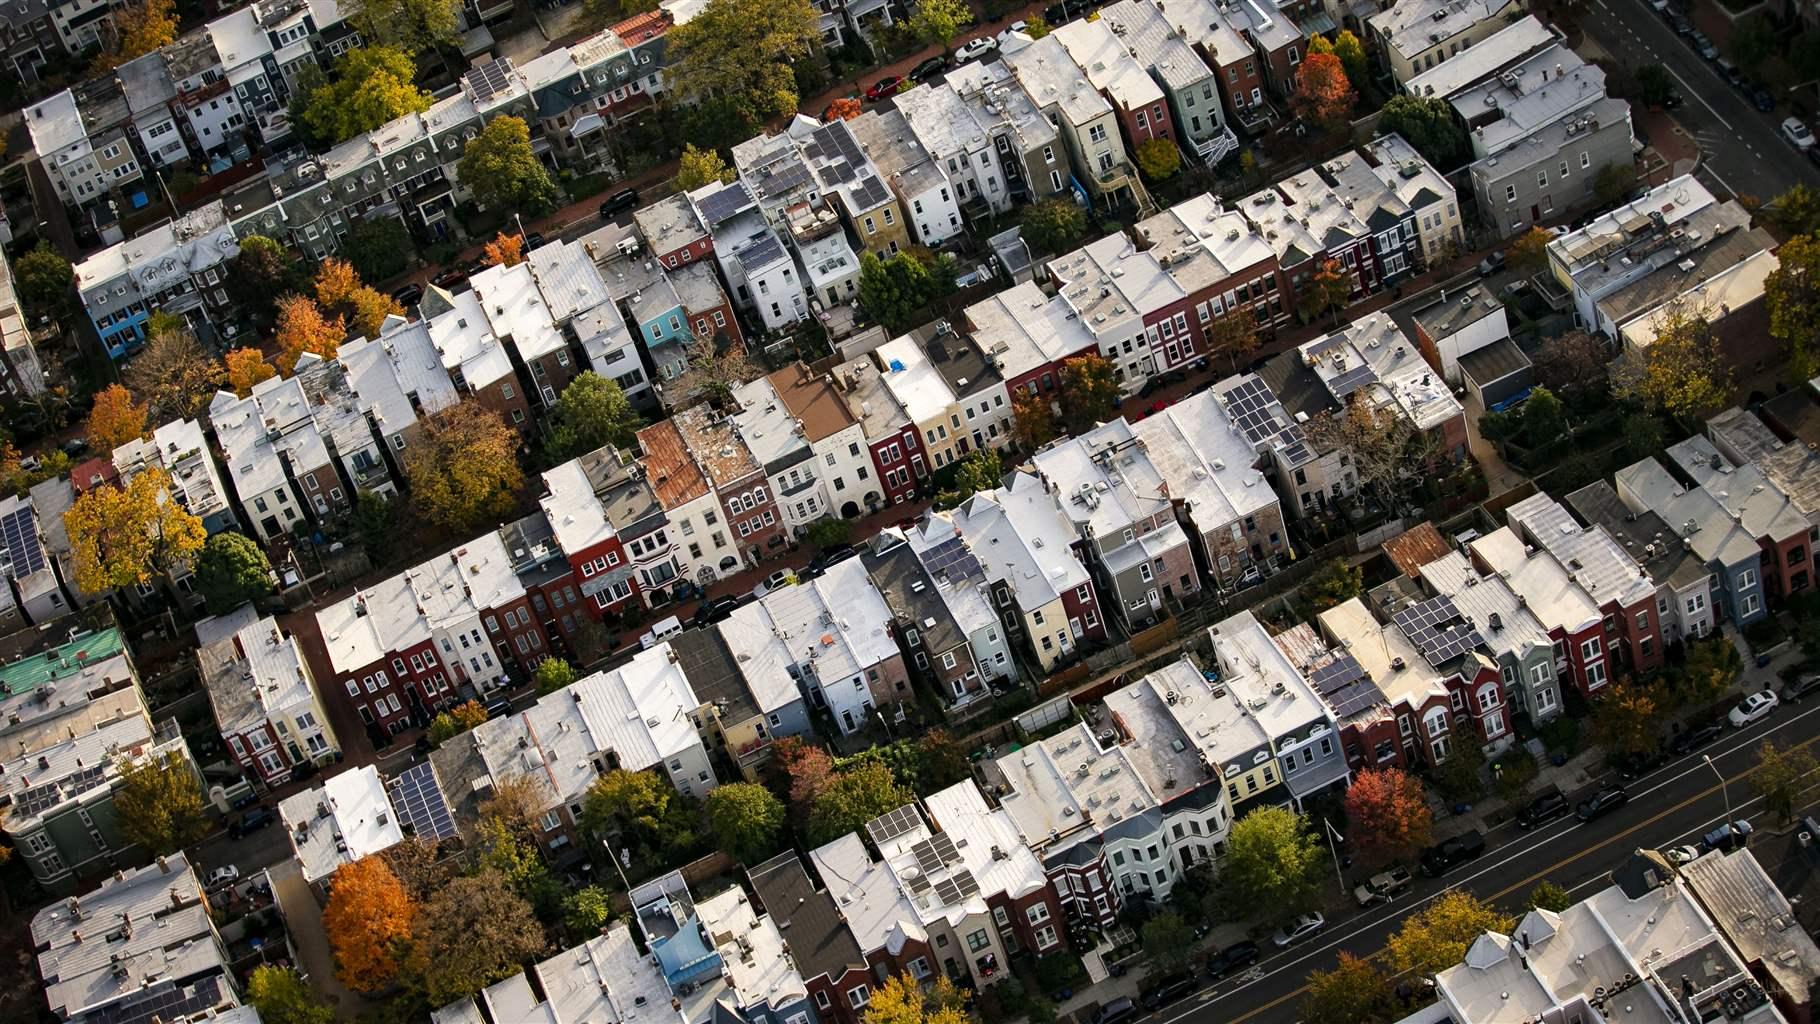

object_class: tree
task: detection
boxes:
[344,218,414,283]
[1302,952,1395,1024]
[774,737,836,819]
[1304,558,1363,613]
[1594,162,1639,207]
[460,115,561,215]
[344,0,461,53]
[406,870,545,1005]
[1010,388,1057,451]
[1751,739,1818,824]
[404,400,524,532]
[194,532,273,612]
[274,296,346,375]
[1135,138,1181,181]
[346,286,405,339]
[583,769,698,869]
[301,47,432,145]
[705,782,786,862]
[1377,96,1470,169]
[232,236,303,327]
[805,517,853,548]
[1058,354,1120,432]
[808,761,913,845]
[550,372,643,458]
[534,657,577,695]
[1528,881,1572,912]
[1224,806,1325,919]
[64,468,206,592]
[313,257,362,314]
[1507,226,1553,274]
[483,231,526,268]
[563,886,615,938]
[224,348,278,397]
[91,0,177,73]
[1533,330,1608,396]
[676,143,736,190]
[86,384,147,451]
[1588,679,1663,759]
[1766,232,1820,380]
[113,750,207,855]
[1205,307,1260,373]
[858,251,938,334]
[919,729,969,791]
[824,96,862,121]
[1768,184,1820,237]
[668,332,762,410]
[936,448,1003,509]
[1342,768,1433,867]
[910,0,970,55]
[1301,400,1436,510]
[14,242,74,321]
[1730,13,1779,66]
[126,323,221,422]
[665,0,819,126]
[247,966,335,1024]
[1388,890,1515,977]
[1140,913,1196,972]
[452,700,488,731]
[583,0,658,29]
[1297,258,1352,324]
[1521,386,1567,447]
[864,973,971,1024]
[1635,65,1678,109]
[1021,198,1086,256]
[1292,52,1354,132]
[1611,300,1733,418]
[1332,30,1367,85]
[324,856,417,992]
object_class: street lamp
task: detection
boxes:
[1322,818,1346,895]
[1704,754,1735,830]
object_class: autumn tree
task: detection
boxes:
[91,0,177,74]
[483,231,526,268]
[864,973,971,1024]
[1297,258,1353,324]
[194,532,274,612]
[1332,29,1368,85]
[14,242,74,321]
[1058,353,1120,432]
[86,384,148,451]
[1302,400,1437,510]
[382,835,452,900]
[534,657,576,695]
[1135,138,1182,181]
[1507,226,1554,274]
[344,0,461,54]
[313,258,362,313]
[1588,679,1663,758]
[403,400,524,531]
[407,870,545,1004]
[460,115,561,215]
[1388,890,1515,976]
[1224,806,1325,920]
[1765,232,1820,380]
[123,322,220,422]
[808,761,913,845]
[64,467,206,593]
[705,782,787,863]
[247,966,335,1024]
[1010,388,1057,451]
[676,143,736,190]
[1343,768,1433,867]
[300,46,433,145]
[1292,52,1355,132]
[323,856,417,991]
[910,0,970,56]
[1302,952,1396,1024]
[1751,739,1818,824]
[1533,330,1609,397]
[113,750,208,855]
[315,257,403,338]
[1021,197,1087,256]
[1611,300,1733,417]
[274,296,347,375]
[824,97,862,121]
[668,332,761,411]
[1206,306,1260,373]
[773,737,836,822]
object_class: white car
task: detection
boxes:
[1271,912,1326,947]
[1728,689,1780,727]
[1781,117,1815,150]
[956,36,997,62]
[1665,844,1703,865]
[204,865,240,889]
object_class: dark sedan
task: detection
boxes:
[1206,941,1261,980]
[909,56,946,82]
[1576,785,1629,822]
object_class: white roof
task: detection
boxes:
[1032,419,1172,540]
[1453,42,1604,156]
[278,765,405,885]
[1145,193,1275,289]
[1156,0,1251,66]
[876,336,957,426]
[1613,458,1764,568]
[810,832,924,955]
[1418,551,1552,662]
[473,261,567,361]
[1101,0,1214,92]
[1669,434,1811,544]
[1362,133,1456,213]
[542,458,616,554]
[1205,611,1329,740]
[716,603,806,715]
[196,605,318,735]
[1506,493,1657,609]
[731,375,812,469]
[1102,658,1221,800]
[1004,33,1113,128]
[340,318,460,432]
[964,282,1099,381]
[1618,249,1778,351]
[1469,527,1602,634]
[810,557,901,671]
[207,6,272,72]
[1303,312,1462,431]
[905,518,1001,637]
[1403,14,1553,100]
[1133,389,1280,530]
[1371,0,1513,61]
[24,89,84,156]
[696,887,808,1009]
[894,81,992,163]
[923,781,1050,901]
[991,719,1153,852]
[535,925,677,1024]
[426,289,516,391]
[950,472,1088,611]
[1317,597,1449,709]
[1049,231,1187,334]
[1053,17,1165,113]
[529,239,613,321]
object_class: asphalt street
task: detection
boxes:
[1144,696,1820,1024]
[1580,0,1818,201]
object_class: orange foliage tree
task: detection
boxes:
[322,855,417,992]
[482,231,525,268]
[1291,52,1355,132]
[224,348,278,396]
[274,296,346,374]
[86,384,148,450]
[824,97,862,121]
[1342,767,1434,868]
[313,257,362,312]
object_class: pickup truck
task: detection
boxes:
[1353,866,1413,906]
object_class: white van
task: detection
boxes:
[639,614,684,649]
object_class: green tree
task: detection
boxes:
[1058,353,1120,433]
[15,241,74,321]
[705,782,787,862]
[1223,806,1325,920]
[666,0,820,122]
[1594,162,1639,207]
[1521,386,1567,447]
[583,0,658,28]
[1528,881,1572,912]
[535,657,577,695]
[1388,890,1515,976]
[935,448,1003,509]
[247,966,335,1024]
[1377,96,1471,169]
[1135,138,1181,181]
[343,218,413,284]
[1302,952,1395,1024]
[1022,14,1050,38]
[805,517,854,548]
[1750,739,1818,824]
[857,250,937,334]
[1730,13,1779,66]
[675,143,735,190]
[345,0,461,53]
[1766,232,1820,380]
[301,46,432,145]
[1769,184,1820,237]
[1020,198,1086,256]
[909,0,970,55]
[113,751,208,855]
[550,372,643,458]
[1635,65,1678,108]
[1140,912,1196,972]
[1303,558,1363,613]
[349,490,398,559]
[563,885,615,939]
[807,761,913,845]
[460,115,561,216]
[583,769,698,867]
[1332,30,1368,85]
[193,532,273,613]
[231,236,304,327]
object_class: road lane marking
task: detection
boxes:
[1664,65,1734,131]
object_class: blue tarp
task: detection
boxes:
[653,915,722,988]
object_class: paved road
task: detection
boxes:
[1580,0,1817,200]
[1151,696,1820,1024]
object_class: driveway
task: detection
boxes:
[269,858,372,1019]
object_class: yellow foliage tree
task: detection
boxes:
[62,468,206,593]
[323,855,417,992]
[225,347,278,397]
[861,973,970,1024]
[1611,300,1734,418]
[91,0,178,73]
[86,384,148,451]
[482,232,525,268]
[314,257,362,312]
[274,295,346,375]
[404,400,525,531]
[346,286,405,339]
[1388,890,1516,977]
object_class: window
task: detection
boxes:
[966,929,991,952]
[1635,610,1650,632]
[1027,902,1051,925]
[1580,636,1602,661]
[848,986,871,1009]
[1739,568,1758,590]
[909,957,932,979]
[1035,925,1060,950]
[816,993,832,1010]
[1505,184,1517,204]
[1088,124,1107,143]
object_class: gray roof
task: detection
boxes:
[1679,849,1820,1008]
[1565,481,1715,592]
[1456,336,1531,387]
[749,851,867,985]
[1414,284,1502,339]
[669,627,758,727]
[863,543,965,656]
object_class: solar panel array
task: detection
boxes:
[851,175,891,210]
[867,803,923,845]
[1221,377,1312,466]
[387,760,457,840]
[465,58,516,105]
[1,505,45,576]
[1308,653,1384,721]
[91,976,223,1024]
[911,831,960,874]
[921,535,982,582]
[1393,595,1485,667]
[1327,362,1380,400]
[737,232,784,271]
[16,764,106,817]
[933,868,980,906]
[697,182,753,227]
[755,159,811,200]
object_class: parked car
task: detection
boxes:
[956,36,997,62]
[1714,58,1742,86]
[1477,251,1506,277]
[909,56,946,82]
[229,806,276,838]
[805,544,858,577]
[1206,941,1261,979]
[1668,12,1694,34]
[865,75,903,101]
[1353,866,1413,907]
[599,188,640,218]
[1043,0,1095,23]
[1647,0,1668,10]
[1670,719,1725,755]
[754,569,796,597]
[523,231,546,250]
[1701,819,1754,852]
[1616,749,1669,780]
[1271,912,1326,948]
[1783,674,1820,702]
[638,614,685,650]
[1420,830,1487,876]
[60,437,89,457]
[1751,86,1776,112]
[1728,689,1780,727]
[1575,784,1630,822]
[1091,997,1139,1024]
[1781,117,1815,150]
[1689,31,1718,60]
[1140,972,1198,1011]
[1665,844,1703,865]
[484,696,515,720]
[692,595,742,628]
[431,267,470,291]
[1516,787,1571,829]
[998,20,1029,43]
[204,865,241,889]
[389,282,423,307]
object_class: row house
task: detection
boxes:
[471,259,581,408]
[429,925,673,1024]
[292,351,405,499]
[893,83,1016,222]
[849,109,966,247]
[945,60,1073,206]
[964,281,1100,400]
[638,418,740,586]
[0,246,48,403]
[770,362,877,520]
[599,243,694,384]
[1297,314,1469,461]
[1668,434,1814,601]
[114,416,240,536]
[209,373,347,544]
[632,192,714,269]
[941,472,1108,675]
[1046,231,1193,390]
[1218,0,1306,104]
[919,326,1014,457]
[1401,14,1556,102]
[1214,370,1348,522]
[1031,420,1202,630]
[1416,546,1563,726]
[1136,194,1293,355]
[336,315,463,456]
[700,179,810,335]
[671,261,744,358]
[875,334,965,472]
[694,884,815,1024]
[900,518,1018,681]
[745,557,907,733]
[750,852,873,1024]
[1361,133,1464,267]
[1102,0,1241,165]
[1054,19,1177,170]
[1468,528,1611,698]
[1004,34,1139,211]
[735,117,908,261]
[27,80,146,227]
[1613,457,1769,629]
[810,831,939,996]
[1204,612,1352,810]
[0,0,60,85]
[1566,481,1720,644]
[1273,169,1380,296]
[205,5,297,139]
[1133,387,1289,587]
[528,238,653,408]
[1158,0,1273,134]
[673,404,789,567]
[498,511,590,656]
[278,765,409,891]
[1367,0,1521,86]
[161,31,255,166]
[0,492,76,634]
[1707,406,1820,542]
[674,616,811,776]
[1380,587,1514,756]
[74,200,239,358]
[116,52,190,170]
[832,350,926,507]
[863,537,996,709]
[1145,634,1287,808]
[1507,493,1667,676]
[1317,149,1424,287]
[540,453,643,620]
[423,287,535,429]
[731,374,830,534]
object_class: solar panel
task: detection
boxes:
[951,868,979,900]
[851,175,890,210]
[387,760,457,840]
[1307,653,1385,720]
[927,831,959,865]
[921,535,983,582]
[464,58,516,105]
[1,506,45,576]
[912,838,945,874]
[1327,363,1379,399]
[17,781,63,815]
[90,976,224,1024]
[696,182,753,226]
[758,160,811,200]
[867,803,923,845]
[737,232,784,270]
[1393,595,1485,668]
